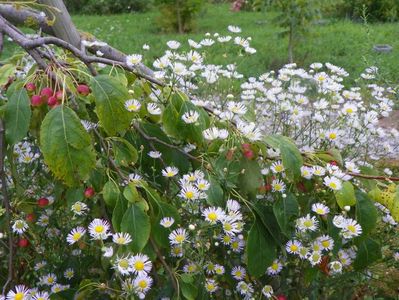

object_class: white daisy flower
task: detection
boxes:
[64,268,74,280]
[102,246,114,258]
[342,219,362,238]
[114,255,133,275]
[169,228,188,245]
[262,285,274,298]
[148,151,162,158]
[308,251,322,266]
[178,185,200,201]
[41,273,57,286]
[130,253,152,276]
[323,176,342,191]
[286,240,301,254]
[66,227,86,245]
[311,203,330,215]
[267,259,283,275]
[160,217,175,228]
[6,285,30,300]
[12,220,28,235]
[182,110,200,124]
[162,166,179,177]
[318,235,334,251]
[147,103,162,115]
[329,261,343,274]
[71,201,89,216]
[112,232,132,245]
[231,266,246,280]
[205,279,218,293]
[271,161,285,173]
[296,214,319,232]
[88,219,111,240]
[202,207,225,224]
[166,40,180,49]
[133,274,153,298]
[125,99,141,112]
[126,54,142,67]
[271,179,286,193]
[227,25,241,33]
[32,291,50,300]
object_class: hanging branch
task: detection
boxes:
[0,120,14,295]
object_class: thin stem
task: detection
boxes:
[0,119,13,294]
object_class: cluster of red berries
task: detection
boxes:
[25,83,90,108]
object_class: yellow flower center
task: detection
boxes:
[94,225,104,233]
[185,191,194,199]
[223,223,232,231]
[321,240,330,248]
[116,237,126,244]
[346,108,353,114]
[208,212,218,221]
[329,182,337,189]
[175,234,185,243]
[73,232,82,241]
[274,184,282,191]
[223,235,231,243]
[316,208,325,214]
[138,280,148,289]
[271,263,279,271]
[47,277,54,283]
[15,293,24,300]
[128,104,138,111]
[303,220,313,228]
[275,165,284,172]
[290,245,298,252]
[347,225,356,233]
[329,133,337,140]
[119,259,129,269]
[134,261,145,271]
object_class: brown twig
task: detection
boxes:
[133,122,201,163]
[149,237,178,293]
[0,120,14,294]
[348,172,399,182]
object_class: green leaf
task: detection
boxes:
[121,203,151,252]
[102,180,120,208]
[253,203,284,244]
[354,238,382,270]
[112,196,128,232]
[151,201,181,248]
[180,278,198,300]
[246,219,277,277]
[0,64,16,86]
[206,177,224,207]
[273,192,299,236]
[238,158,263,196]
[40,106,96,186]
[4,86,31,145]
[355,190,377,240]
[90,75,132,135]
[123,183,141,203]
[264,135,303,180]
[335,181,356,209]
[111,137,138,167]
[162,91,209,143]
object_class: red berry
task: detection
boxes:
[26,213,35,223]
[264,184,272,192]
[40,87,53,99]
[25,82,36,92]
[31,95,43,106]
[329,160,338,166]
[84,187,95,198]
[77,84,90,96]
[37,197,49,207]
[241,143,251,151]
[243,149,254,159]
[47,96,58,107]
[276,295,287,300]
[18,238,29,248]
[55,90,64,100]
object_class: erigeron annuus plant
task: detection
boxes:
[0,11,399,300]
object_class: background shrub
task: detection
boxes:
[154,0,204,33]
[333,0,399,22]
[64,0,151,14]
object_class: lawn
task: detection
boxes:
[2,3,399,83]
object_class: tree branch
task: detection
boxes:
[0,120,14,295]
[133,122,201,162]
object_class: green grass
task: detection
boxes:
[2,4,399,82]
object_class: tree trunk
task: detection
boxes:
[38,0,81,48]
